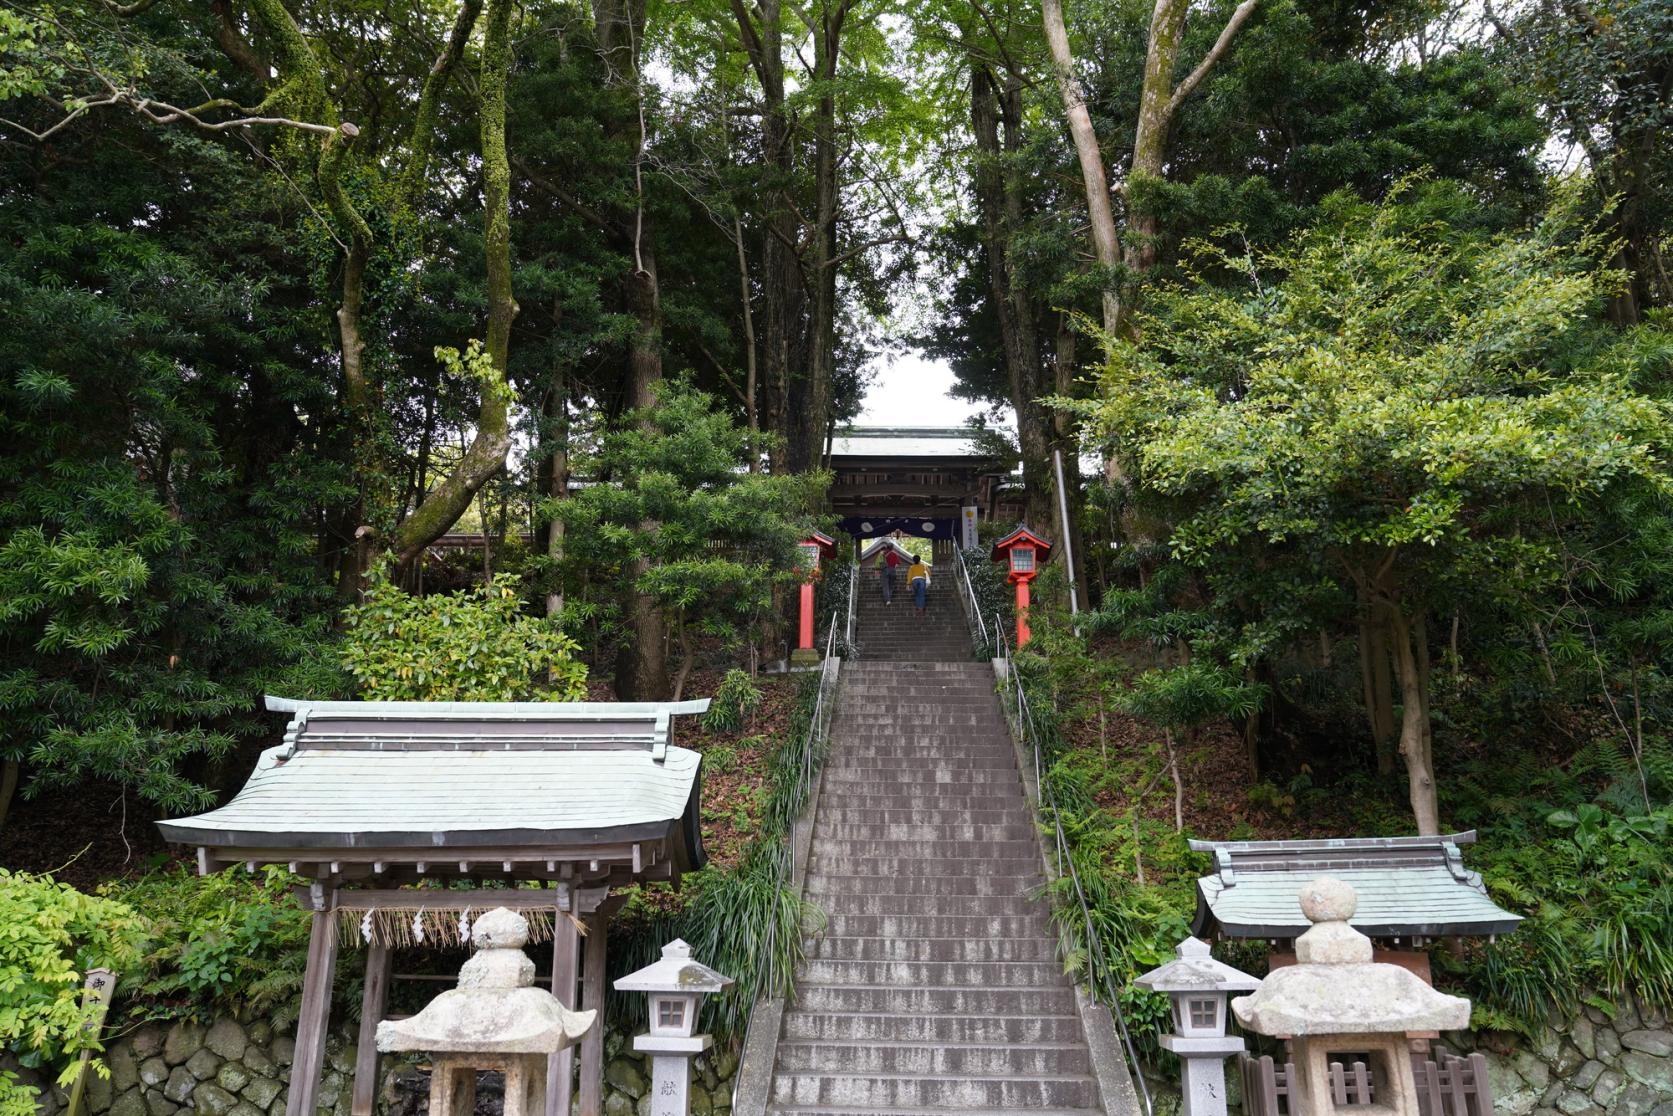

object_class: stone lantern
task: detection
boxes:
[614,939,734,1116]
[1232,878,1471,1116]
[376,907,596,1116]
[990,526,1052,648]
[792,530,836,666]
[1135,936,1260,1116]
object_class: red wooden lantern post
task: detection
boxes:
[990,526,1052,650]
[794,531,836,664]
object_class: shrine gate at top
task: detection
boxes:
[828,426,1021,559]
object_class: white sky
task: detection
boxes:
[856,351,999,428]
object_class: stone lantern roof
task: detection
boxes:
[614,939,734,994]
[1135,936,1261,995]
[377,908,595,1055]
[1232,879,1471,1038]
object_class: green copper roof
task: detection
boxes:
[1188,832,1522,940]
[831,426,991,459]
[157,695,712,858]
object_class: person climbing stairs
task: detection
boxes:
[851,562,971,663]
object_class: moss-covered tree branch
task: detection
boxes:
[392,0,517,569]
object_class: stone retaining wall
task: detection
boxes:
[1135,993,1673,1116]
[9,1010,738,1116]
[1439,995,1673,1116]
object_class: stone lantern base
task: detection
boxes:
[632,1033,712,1116]
[428,1052,548,1116]
[1290,1033,1418,1116]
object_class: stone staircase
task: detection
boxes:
[850,568,973,663]
[763,581,1105,1115]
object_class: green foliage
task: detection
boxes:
[0,150,339,813]
[1445,802,1673,1030]
[704,669,764,732]
[341,574,587,702]
[553,379,822,665]
[1089,179,1670,568]
[0,871,146,1112]
[107,866,312,1026]
[611,669,831,1038]
[1010,669,1198,1056]
[1117,662,1266,733]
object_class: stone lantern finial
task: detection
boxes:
[1293,876,1373,965]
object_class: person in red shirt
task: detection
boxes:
[881,545,901,605]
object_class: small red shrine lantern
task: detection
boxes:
[991,526,1052,649]
[795,531,836,660]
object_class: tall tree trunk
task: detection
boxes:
[1388,603,1440,835]
[733,212,760,465]
[971,64,1052,530]
[1359,613,1397,776]
[1040,0,1121,334]
[544,356,569,620]
[597,0,671,700]
[0,758,18,833]
[730,0,802,475]
[799,0,851,473]
[1041,0,1257,336]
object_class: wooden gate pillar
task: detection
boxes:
[286,904,340,1116]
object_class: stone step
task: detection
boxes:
[806,894,1044,918]
[769,1070,1098,1109]
[806,870,1037,896]
[807,936,1060,963]
[830,730,1011,742]
[775,1041,1092,1077]
[843,675,997,685]
[826,742,1014,755]
[780,1011,1088,1045]
[825,747,1015,762]
[821,762,1019,776]
[819,914,1056,940]
[843,660,987,670]
[816,819,1037,836]
[816,793,1027,811]
[809,863,1043,876]
[839,703,1003,717]
[833,714,1006,727]
[810,845,1042,864]
[820,770,1022,788]
[831,733,1011,746]
[797,959,1067,987]
[805,874,1042,897]
[818,807,1032,826]
[813,822,1038,842]
[767,1107,1097,1116]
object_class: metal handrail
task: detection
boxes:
[733,611,841,1111]
[994,612,1155,1116]
[844,563,858,653]
[955,549,990,657]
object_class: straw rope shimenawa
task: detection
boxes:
[334,904,588,949]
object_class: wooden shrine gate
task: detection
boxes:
[158,696,712,1116]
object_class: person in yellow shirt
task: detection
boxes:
[907,557,930,616]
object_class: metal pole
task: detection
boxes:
[1052,448,1080,628]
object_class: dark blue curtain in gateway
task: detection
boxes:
[836,516,958,540]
